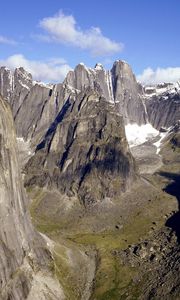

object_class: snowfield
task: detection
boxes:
[125,123,159,147]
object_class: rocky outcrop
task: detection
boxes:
[0,95,64,300]
[144,82,180,129]
[0,61,147,147]
[25,88,137,208]
[111,60,147,124]
[0,67,76,149]
[64,61,147,125]
[117,226,180,299]
[64,63,115,103]
[1,62,179,149]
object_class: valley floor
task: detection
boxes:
[26,135,180,299]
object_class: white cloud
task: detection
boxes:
[137,67,180,85]
[39,11,123,56]
[0,35,17,45]
[0,54,72,82]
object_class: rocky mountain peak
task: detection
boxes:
[0,56,180,299]
[94,63,104,71]
[14,67,33,89]
[25,88,137,208]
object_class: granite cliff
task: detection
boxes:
[0,59,180,299]
[25,87,137,208]
[0,62,179,150]
[0,94,64,300]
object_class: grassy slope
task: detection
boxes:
[26,132,180,299]
[27,179,177,299]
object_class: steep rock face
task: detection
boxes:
[25,89,137,207]
[1,62,179,149]
[14,83,58,144]
[144,83,180,129]
[0,67,33,114]
[111,61,147,124]
[0,67,74,148]
[0,95,64,300]
[0,67,14,100]
[11,67,33,116]
[64,61,147,125]
[64,63,114,103]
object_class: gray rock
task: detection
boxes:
[0,95,64,300]
[25,88,137,208]
[0,61,179,150]
[145,91,180,129]
[111,60,147,125]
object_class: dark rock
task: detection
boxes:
[25,88,137,207]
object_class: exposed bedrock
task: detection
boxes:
[25,88,137,208]
[0,95,64,300]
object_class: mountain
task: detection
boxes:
[144,82,180,129]
[0,60,179,299]
[0,61,179,149]
[0,95,64,300]
[24,86,137,208]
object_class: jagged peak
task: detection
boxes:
[0,66,11,72]
[14,66,32,79]
[32,80,54,89]
[76,62,87,68]
[74,62,91,74]
[115,59,128,64]
[113,59,129,67]
[94,63,104,71]
[111,60,134,76]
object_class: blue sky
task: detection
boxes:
[0,0,180,83]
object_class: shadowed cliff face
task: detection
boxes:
[145,92,180,130]
[0,95,64,300]
[25,89,137,208]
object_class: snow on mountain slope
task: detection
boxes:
[125,123,159,147]
[144,81,180,98]
[153,132,167,154]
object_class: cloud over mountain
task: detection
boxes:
[39,11,123,56]
[137,67,180,84]
[0,54,71,82]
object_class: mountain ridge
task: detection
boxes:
[0,58,179,299]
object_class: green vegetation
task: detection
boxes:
[27,134,179,299]
[27,179,177,299]
[53,244,79,300]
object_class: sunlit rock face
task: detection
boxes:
[111,60,147,125]
[0,62,179,151]
[0,95,64,300]
[0,94,35,298]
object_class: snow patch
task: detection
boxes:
[153,132,168,154]
[33,80,53,89]
[16,137,34,165]
[95,63,104,71]
[106,70,114,103]
[144,81,180,98]
[19,80,30,90]
[125,123,159,147]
